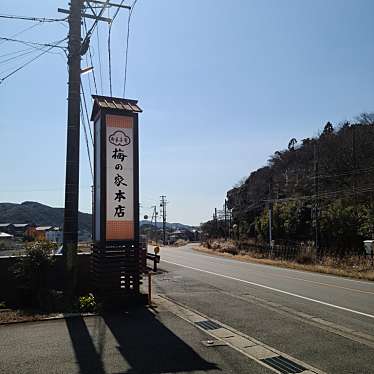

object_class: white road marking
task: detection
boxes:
[162,259,374,320]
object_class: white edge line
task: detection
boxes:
[184,245,374,286]
[162,259,374,320]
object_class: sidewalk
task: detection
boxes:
[0,298,270,374]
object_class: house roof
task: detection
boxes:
[36,226,53,231]
[90,95,142,121]
[0,232,13,238]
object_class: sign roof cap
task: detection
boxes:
[91,95,142,121]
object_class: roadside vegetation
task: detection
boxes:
[0,241,98,324]
[197,239,374,281]
[201,114,374,280]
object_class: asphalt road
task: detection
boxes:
[154,243,374,374]
[1,308,270,374]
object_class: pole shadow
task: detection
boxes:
[65,315,106,374]
[102,307,218,373]
[64,307,218,374]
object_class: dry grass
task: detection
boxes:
[0,309,59,324]
[195,244,374,281]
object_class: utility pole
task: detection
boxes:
[214,207,218,237]
[268,181,273,249]
[314,141,320,254]
[151,205,158,228]
[228,208,232,239]
[62,0,82,304]
[224,200,228,241]
[160,196,167,245]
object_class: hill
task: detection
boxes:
[0,202,194,234]
[0,201,92,232]
[223,114,374,252]
[140,220,196,230]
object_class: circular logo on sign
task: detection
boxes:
[109,130,131,146]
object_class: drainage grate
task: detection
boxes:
[261,356,307,374]
[195,320,222,330]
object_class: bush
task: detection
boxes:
[12,241,57,309]
[79,294,97,313]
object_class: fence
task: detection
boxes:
[237,240,366,262]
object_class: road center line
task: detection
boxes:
[162,259,374,320]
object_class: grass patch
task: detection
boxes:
[195,244,374,281]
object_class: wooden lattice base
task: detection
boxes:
[92,243,145,306]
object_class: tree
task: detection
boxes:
[288,138,297,151]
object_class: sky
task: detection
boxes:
[0,0,373,226]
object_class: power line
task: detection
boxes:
[107,11,113,96]
[265,184,374,204]
[81,83,94,144]
[0,48,38,65]
[107,0,126,96]
[123,0,138,97]
[80,99,94,181]
[0,14,67,22]
[83,18,98,94]
[0,23,43,46]
[0,37,67,85]
[0,36,67,50]
[96,25,104,94]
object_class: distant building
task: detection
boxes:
[34,226,53,241]
[13,223,36,238]
[0,232,14,241]
[45,227,63,244]
[0,224,14,235]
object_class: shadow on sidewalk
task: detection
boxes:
[65,306,218,373]
[65,315,106,374]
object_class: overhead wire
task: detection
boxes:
[0,37,67,85]
[80,81,94,181]
[107,0,126,96]
[80,101,94,181]
[0,14,67,22]
[107,8,113,96]
[123,0,138,98]
[0,48,39,65]
[81,84,94,144]
[96,25,104,94]
[0,36,67,50]
[0,22,42,46]
[83,18,98,94]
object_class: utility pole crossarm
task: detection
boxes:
[88,0,131,9]
[58,8,112,23]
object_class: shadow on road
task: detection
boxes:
[65,315,106,374]
[65,306,218,373]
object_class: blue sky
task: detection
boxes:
[1,0,373,225]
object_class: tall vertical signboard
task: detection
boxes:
[91,95,142,299]
[106,115,135,241]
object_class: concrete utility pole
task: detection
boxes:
[224,200,228,241]
[214,207,218,237]
[268,181,273,249]
[160,196,167,245]
[314,141,320,253]
[62,0,82,304]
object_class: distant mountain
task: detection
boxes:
[140,220,197,230]
[0,201,92,232]
[0,202,195,234]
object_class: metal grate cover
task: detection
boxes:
[261,356,307,374]
[195,320,222,330]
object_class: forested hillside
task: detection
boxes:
[226,114,374,252]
